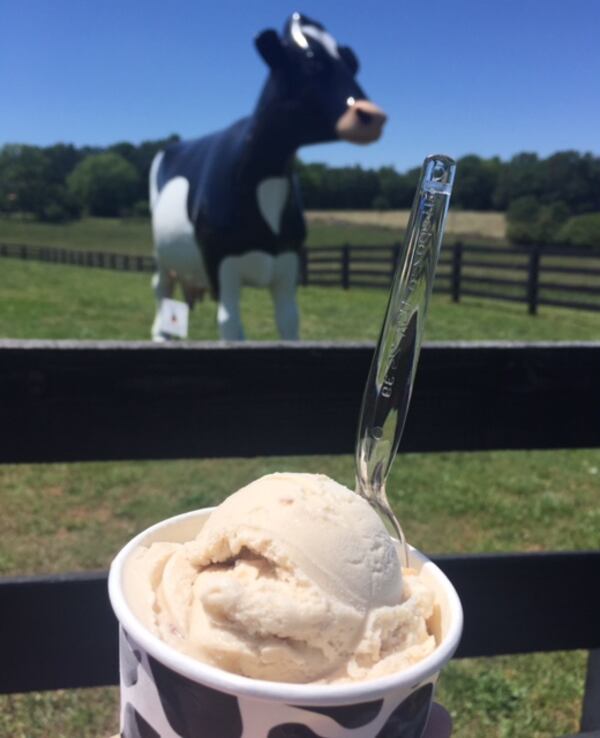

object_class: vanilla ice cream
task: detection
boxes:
[125,473,435,683]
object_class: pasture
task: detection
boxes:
[0,209,507,257]
[0,215,599,738]
[308,209,508,241]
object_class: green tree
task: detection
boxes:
[110,135,180,203]
[296,161,328,208]
[453,155,501,211]
[506,196,540,244]
[45,143,82,185]
[0,144,50,217]
[557,213,600,248]
[540,151,600,214]
[378,166,415,209]
[506,196,569,244]
[493,152,542,210]
[68,152,140,216]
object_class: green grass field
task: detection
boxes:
[1,217,599,738]
[0,214,403,255]
[2,258,600,342]
[0,211,502,257]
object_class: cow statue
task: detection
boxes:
[149,12,386,341]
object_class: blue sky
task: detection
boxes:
[2,0,599,172]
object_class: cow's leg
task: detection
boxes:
[270,252,300,340]
[217,257,244,340]
[151,269,174,342]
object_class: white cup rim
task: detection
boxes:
[109,508,463,705]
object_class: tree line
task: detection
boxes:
[0,137,179,223]
[1,139,599,246]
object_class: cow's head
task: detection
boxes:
[255,12,387,145]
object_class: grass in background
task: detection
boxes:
[1,259,599,342]
[2,450,599,576]
[0,216,153,254]
[308,209,507,242]
[0,211,506,257]
[0,215,400,255]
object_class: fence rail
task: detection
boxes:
[2,240,600,314]
[1,340,598,463]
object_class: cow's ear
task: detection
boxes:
[255,29,287,69]
[338,45,359,75]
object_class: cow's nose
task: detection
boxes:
[336,99,387,144]
[353,100,387,129]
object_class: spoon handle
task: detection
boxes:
[355,155,456,548]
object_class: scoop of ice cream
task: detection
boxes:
[126,473,435,683]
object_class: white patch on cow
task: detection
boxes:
[302,24,340,58]
[256,177,289,235]
[218,251,299,340]
[151,175,209,339]
[151,176,208,289]
[290,13,309,48]
[149,151,164,212]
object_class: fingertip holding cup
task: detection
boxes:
[109,509,463,738]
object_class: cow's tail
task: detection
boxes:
[149,151,164,213]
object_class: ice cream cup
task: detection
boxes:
[109,509,463,738]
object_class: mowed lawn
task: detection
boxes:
[1,238,600,737]
[2,257,600,342]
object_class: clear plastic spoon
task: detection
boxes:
[355,154,456,566]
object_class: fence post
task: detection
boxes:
[20,245,27,260]
[341,244,350,289]
[300,249,308,286]
[451,241,463,302]
[527,244,541,315]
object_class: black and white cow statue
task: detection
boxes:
[149,12,386,341]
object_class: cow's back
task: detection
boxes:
[156,119,252,231]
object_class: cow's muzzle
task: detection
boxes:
[335,98,387,144]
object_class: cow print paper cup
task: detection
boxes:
[109,509,463,738]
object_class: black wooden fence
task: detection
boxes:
[306,242,600,314]
[0,242,154,272]
[3,240,600,314]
